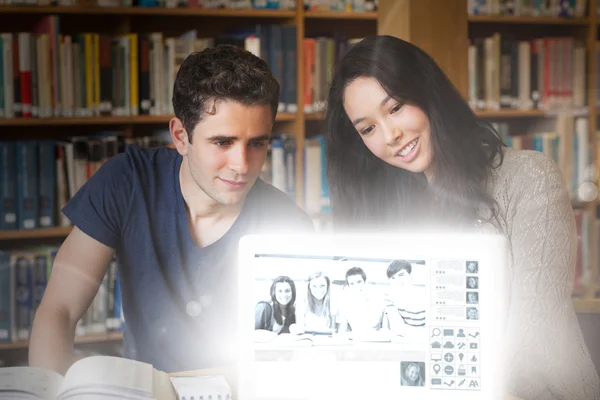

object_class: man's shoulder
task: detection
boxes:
[244,180,315,232]
[121,144,180,171]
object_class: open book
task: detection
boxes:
[0,356,231,400]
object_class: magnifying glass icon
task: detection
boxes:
[431,328,441,338]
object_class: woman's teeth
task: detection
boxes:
[399,138,418,157]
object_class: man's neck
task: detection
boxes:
[179,158,244,247]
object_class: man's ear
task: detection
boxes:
[170,117,189,156]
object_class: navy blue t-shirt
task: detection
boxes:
[62,144,315,372]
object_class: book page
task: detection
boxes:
[169,375,231,400]
[152,369,177,400]
[0,366,63,400]
[56,356,161,399]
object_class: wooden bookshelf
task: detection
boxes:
[0,227,72,240]
[0,113,296,126]
[467,15,590,25]
[0,5,296,17]
[304,10,377,20]
[475,109,546,118]
[573,299,600,314]
[0,332,123,351]
[464,0,599,302]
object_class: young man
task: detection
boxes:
[383,260,426,341]
[28,45,315,374]
[336,267,385,333]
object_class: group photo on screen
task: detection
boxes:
[252,255,430,345]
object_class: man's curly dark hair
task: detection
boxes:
[172,44,280,143]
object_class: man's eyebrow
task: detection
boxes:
[250,134,271,142]
[206,134,271,142]
[351,95,393,126]
[206,135,237,142]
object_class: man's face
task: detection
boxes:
[347,274,365,293]
[389,269,411,287]
[182,100,273,206]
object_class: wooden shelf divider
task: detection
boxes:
[304,10,377,20]
[0,5,296,17]
[467,15,590,25]
[0,113,296,127]
[0,227,72,240]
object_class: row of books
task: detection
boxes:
[0,18,301,119]
[468,34,586,112]
[0,0,378,11]
[260,134,331,218]
[0,247,124,344]
[0,131,172,231]
[0,128,332,232]
[302,36,361,113]
[467,0,588,18]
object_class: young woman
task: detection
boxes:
[255,275,297,334]
[325,35,599,399]
[292,271,334,333]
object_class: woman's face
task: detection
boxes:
[309,276,328,301]
[274,282,293,306]
[343,77,434,180]
[406,365,420,382]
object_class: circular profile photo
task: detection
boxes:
[466,261,478,274]
[400,361,425,387]
[466,291,479,304]
[466,276,478,289]
[466,307,479,320]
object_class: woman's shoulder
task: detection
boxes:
[495,147,562,179]
[490,147,567,194]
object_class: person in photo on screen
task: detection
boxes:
[466,291,479,305]
[466,261,478,274]
[290,271,335,334]
[400,361,425,387]
[324,34,600,399]
[467,307,479,321]
[382,260,426,336]
[336,266,385,334]
[466,276,478,289]
[255,276,297,335]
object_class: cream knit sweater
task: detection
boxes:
[481,148,600,399]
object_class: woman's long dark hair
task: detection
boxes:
[325,35,505,232]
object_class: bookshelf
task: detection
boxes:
[1,0,599,367]
[461,0,600,302]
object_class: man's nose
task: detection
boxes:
[229,146,249,175]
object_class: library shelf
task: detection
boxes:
[307,110,572,120]
[467,15,590,25]
[305,112,325,120]
[475,109,547,118]
[0,332,123,351]
[0,113,296,127]
[0,5,296,18]
[0,227,72,240]
[304,10,377,20]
